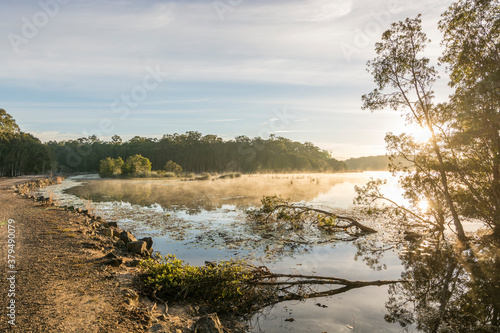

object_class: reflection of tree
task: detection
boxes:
[385,237,500,332]
[252,273,401,311]
[353,236,395,271]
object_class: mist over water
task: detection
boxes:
[37,172,414,332]
[65,172,397,212]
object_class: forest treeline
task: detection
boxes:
[1,109,350,175]
[48,132,347,173]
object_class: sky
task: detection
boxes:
[0,0,455,160]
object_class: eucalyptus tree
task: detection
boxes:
[360,1,500,240]
[438,0,500,238]
[0,108,20,133]
[361,15,467,240]
[0,109,53,176]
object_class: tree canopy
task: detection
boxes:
[0,109,53,176]
[0,108,20,134]
[359,0,500,240]
[48,132,347,174]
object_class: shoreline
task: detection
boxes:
[0,177,247,332]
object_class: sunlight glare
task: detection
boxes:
[417,199,430,212]
[408,125,433,143]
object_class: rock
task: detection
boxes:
[127,240,148,256]
[126,259,142,267]
[105,227,120,238]
[122,288,139,301]
[102,228,114,237]
[120,231,137,244]
[90,222,101,230]
[104,258,122,267]
[103,252,118,259]
[102,221,117,228]
[90,215,103,222]
[193,313,224,333]
[139,237,153,252]
[114,239,126,248]
[76,208,82,213]
[148,323,170,332]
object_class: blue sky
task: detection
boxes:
[0,0,454,159]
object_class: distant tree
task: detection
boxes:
[49,131,347,174]
[122,154,151,177]
[164,160,182,174]
[99,157,124,177]
[0,109,20,133]
[111,134,122,145]
[0,109,53,176]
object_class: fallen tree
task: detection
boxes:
[140,255,404,318]
[247,195,377,235]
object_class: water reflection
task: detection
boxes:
[386,236,500,332]
[65,173,384,213]
[35,173,500,332]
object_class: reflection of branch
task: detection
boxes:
[253,273,402,287]
[252,273,405,308]
[271,205,377,233]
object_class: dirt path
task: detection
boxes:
[0,175,50,189]
[0,180,151,332]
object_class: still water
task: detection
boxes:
[36,172,499,332]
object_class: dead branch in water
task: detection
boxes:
[250,195,377,234]
[270,204,377,233]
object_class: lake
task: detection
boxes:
[35,172,499,332]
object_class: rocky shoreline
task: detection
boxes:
[8,177,246,333]
[15,178,155,258]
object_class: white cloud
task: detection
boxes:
[0,0,456,156]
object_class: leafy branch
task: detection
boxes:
[248,195,377,235]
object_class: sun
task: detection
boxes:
[417,199,430,212]
[409,126,433,143]
[395,123,433,143]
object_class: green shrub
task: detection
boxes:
[164,160,183,174]
[122,154,151,177]
[99,157,124,177]
[140,255,273,315]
